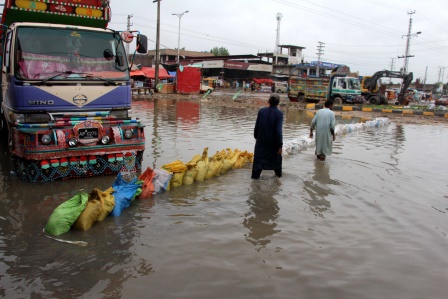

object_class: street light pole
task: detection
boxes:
[153,0,161,90]
[172,10,188,64]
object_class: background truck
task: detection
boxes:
[288,65,364,105]
[361,70,413,105]
[0,0,148,182]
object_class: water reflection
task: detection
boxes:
[243,179,281,251]
[302,160,339,217]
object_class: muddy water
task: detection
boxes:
[1,98,447,299]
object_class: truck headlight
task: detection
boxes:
[41,134,52,145]
[110,109,130,118]
[124,129,133,139]
[101,135,110,145]
[68,137,78,147]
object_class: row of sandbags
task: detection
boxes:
[44,147,254,236]
[283,117,390,155]
[139,147,254,196]
[44,173,142,236]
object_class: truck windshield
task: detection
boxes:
[348,78,360,90]
[15,27,129,81]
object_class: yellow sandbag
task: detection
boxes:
[221,149,240,174]
[233,151,248,169]
[170,172,185,188]
[91,187,115,221]
[195,148,209,181]
[183,166,198,185]
[196,160,208,181]
[72,199,102,231]
[162,159,187,173]
[205,159,222,179]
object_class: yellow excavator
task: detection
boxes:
[361,70,413,105]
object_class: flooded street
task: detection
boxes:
[1,98,448,299]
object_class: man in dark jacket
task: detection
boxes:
[251,93,283,179]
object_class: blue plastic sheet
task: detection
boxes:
[109,173,143,217]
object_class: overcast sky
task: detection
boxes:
[109,0,448,84]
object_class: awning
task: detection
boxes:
[252,78,273,84]
[130,70,146,77]
[141,67,174,79]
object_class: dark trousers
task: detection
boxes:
[251,167,282,179]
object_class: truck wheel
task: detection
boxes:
[276,89,282,93]
[379,95,387,104]
[333,97,343,105]
[369,96,379,105]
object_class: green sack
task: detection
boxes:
[44,191,89,236]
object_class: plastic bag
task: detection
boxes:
[44,191,89,236]
[153,168,173,194]
[110,173,143,217]
[138,167,156,199]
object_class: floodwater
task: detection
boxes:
[1,97,448,299]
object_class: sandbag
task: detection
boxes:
[170,172,185,188]
[44,191,89,236]
[110,173,143,217]
[153,168,172,193]
[195,148,209,181]
[91,187,115,221]
[72,198,102,231]
[195,160,208,181]
[138,167,156,199]
[183,166,198,185]
[205,159,222,179]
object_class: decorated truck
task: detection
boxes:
[0,0,148,182]
[288,65,364,105]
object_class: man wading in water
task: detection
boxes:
[309,99,336,161]
[251,93,283,179]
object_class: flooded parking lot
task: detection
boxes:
[1,98,447,298]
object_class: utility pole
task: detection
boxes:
[398,11,421,74]
[389,58,395,84]
[423,66,428,91]
[275,13,282,64]
[126,15,133,58]
[437,66,443,83]
[153,0,161,90]
[316,41,325,77]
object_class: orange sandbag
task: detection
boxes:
[138,167,156,199]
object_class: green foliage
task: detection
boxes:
[210,47,229,56]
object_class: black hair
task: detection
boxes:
[324,99,334,107]
[269,93,280,106]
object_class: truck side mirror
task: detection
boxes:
[136,35,148,54]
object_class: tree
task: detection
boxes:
[210,47,229,56]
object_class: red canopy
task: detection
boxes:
[130,70,146,77]
[252,78,273,84]
[139,67,174,79]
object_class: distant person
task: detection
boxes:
[251,93,283,179]
[271,83,275,93]
[309,99,335,161]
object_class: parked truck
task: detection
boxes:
[0,0,148,182]
[288,65,364,105]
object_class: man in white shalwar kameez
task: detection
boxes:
[309,99,335,161]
